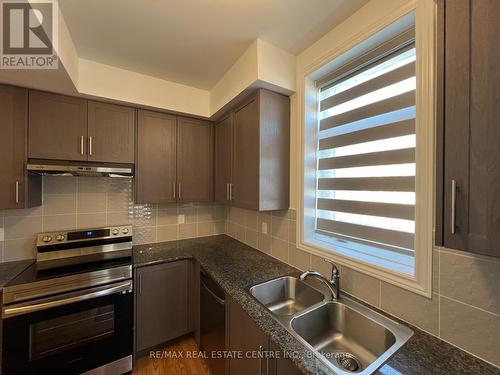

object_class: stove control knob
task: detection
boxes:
[42,235,52,243]
[56,234,65,241]
[122,228,129,235]
[111,228,119,235]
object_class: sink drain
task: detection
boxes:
[334,352,362,372]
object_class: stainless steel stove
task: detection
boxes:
[2,226,134,375]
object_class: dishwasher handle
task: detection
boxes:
[200,274,225,306]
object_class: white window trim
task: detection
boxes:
[296,0,435,297]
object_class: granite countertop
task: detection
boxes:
[134,235,500,375]
[0,259,34,291]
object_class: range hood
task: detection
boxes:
[27,161,134,177]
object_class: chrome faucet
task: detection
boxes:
[300,259,340,300]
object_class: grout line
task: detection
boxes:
[440,295,500,319]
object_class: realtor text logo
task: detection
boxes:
[1,0,58,69]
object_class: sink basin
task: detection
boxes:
[249,276,324,316]
[291,301,413,374]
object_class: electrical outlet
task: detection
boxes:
[262,222,268,234]
[178,214,185,224]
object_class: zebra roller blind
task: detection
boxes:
[316,32,416,261]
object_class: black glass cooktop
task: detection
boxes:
[5,256,132,287]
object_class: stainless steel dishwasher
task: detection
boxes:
[200,268,226,375]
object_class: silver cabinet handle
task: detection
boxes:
[80,135,84,155]
[226,183,229,201]
[172,183,176,199]
[258,345,263,375]
[178,183,182,199]
[89,136,93,156]
[15,181,19,203]
[451,179,457,234]
[229,183,233,201]
[3,281,132,318]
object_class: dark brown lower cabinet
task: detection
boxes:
[135,260,190,353]
[226,296,302,375]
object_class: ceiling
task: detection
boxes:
[59,0,369,90]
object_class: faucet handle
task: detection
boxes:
[323,258,340,280]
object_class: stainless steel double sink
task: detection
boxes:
[249,276,413,374]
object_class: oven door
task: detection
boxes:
[2,280,133,375]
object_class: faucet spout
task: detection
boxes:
[300,269,340,300]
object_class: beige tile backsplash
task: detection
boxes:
[0,176,227,262]
[225,206,500,368]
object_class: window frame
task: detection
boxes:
[297,0,435,297]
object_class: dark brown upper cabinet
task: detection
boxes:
[136,110,177,204]
[215,89,290,211]
[29,91,136,164]
[28,90,88,161]
[0,85,41,209]
[214,113,233,203]
[87,101,135,163]
[438,0,500,257]
[135,111,214,204]
[177,117,214,202]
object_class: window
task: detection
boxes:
[316,35,416,275]
[299,7,435,296]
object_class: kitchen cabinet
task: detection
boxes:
[177,116,213,202]
[87,101,135,163]
[135,260,189,352]
[136,111,213,204]
[136,110,177,204]
[269,341,302,375]
[29,91,136,164]
[438,0,500,257]
[28,90,88,161]
[214,89,290,211]
[0,85,41,210]
[227,296,302,375]
[227,296,269,375]
[214,113,233,203]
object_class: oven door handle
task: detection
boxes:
[3,280,132,318]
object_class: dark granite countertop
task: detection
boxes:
[134,235,500,375]
[0,259,33,291]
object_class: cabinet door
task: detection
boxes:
[232,95,260,210]
[28,91,87,161]
[0,85,27,209]
[136,260,189,352]
[214,113,232,203]
[227,297,269,375]
[269,341,302,375]
[136,110,177,203]
[177,117,214,202]
[443,0,500,257]
[87,101,135,163]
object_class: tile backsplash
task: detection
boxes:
[0,176,226,262]
[225,206,500,368]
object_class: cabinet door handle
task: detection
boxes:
[172,183,176,199]
[88,136,93,156]
[258,345,263,375]
[178,183,182,199]
[80,136,84,155]
[15,181,19,203]
[226,183,229,201]
[139,274,142,295]
[451,179,457,234]
[229,183,233,201]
